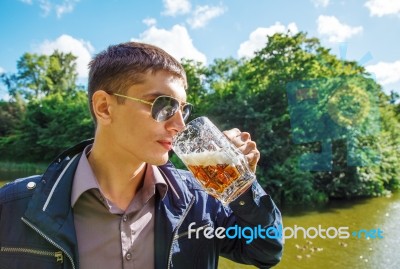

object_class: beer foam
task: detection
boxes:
[180,150,238,166]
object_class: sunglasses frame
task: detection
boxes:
[111,92,193,122]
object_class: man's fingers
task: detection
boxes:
[223,128,259,173]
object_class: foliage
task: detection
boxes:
[0,52,94,162]
[0,90,94,162]
[0,97,25,136]
[2,51,78,100]
[181,59,210,120]
[1,34,399,204]
[176,32,400,205]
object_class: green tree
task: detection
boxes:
[0,97,25,137]
[1,51,78,100]
[181,59,209,119]
[2,38,398,203]
[192,32,399,204]
[0,91,94,162]
[0,51,93,162]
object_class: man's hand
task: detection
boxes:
[223,128,260,173]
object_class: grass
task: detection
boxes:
[0,161,47,173]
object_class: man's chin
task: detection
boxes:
[157,159,169,166]
[150,154,170,166]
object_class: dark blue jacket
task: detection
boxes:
[0,140,283,269]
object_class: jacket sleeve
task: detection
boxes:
[217,181,283,268]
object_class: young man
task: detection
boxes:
[0,42,283,269]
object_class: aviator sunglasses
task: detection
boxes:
[111,93,193,122]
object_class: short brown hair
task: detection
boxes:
[88,42,187,122]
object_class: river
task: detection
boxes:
[220,191,400,269]
[1,170,399,269]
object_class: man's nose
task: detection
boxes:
[166,110,186,135]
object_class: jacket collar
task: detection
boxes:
[154,162,195,269]
[24,140,90,269]
[158,162,194,216]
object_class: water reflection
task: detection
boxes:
[220,192,400,269]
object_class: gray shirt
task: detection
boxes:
[71,146,167,269]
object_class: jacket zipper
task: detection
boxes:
[21,217,77,269]
[167,196,195,269]
[0,247,63,263]
[173,223,212,240]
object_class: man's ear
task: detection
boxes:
[92,90,113,125]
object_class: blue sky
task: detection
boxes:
[1,0,400,100]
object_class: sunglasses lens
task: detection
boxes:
[151,96,193,122]
[182,104,193,122]
[152,96,180,122]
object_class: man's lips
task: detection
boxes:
[157,140,173,151]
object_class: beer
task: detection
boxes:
[188,164,241,194]
[172,117,256,204]
[180,151,253,199]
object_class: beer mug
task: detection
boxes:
[172,117,256,205]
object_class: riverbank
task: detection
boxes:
[0,161,47,185]
[0,161,47,172]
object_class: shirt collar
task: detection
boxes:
[146,165,168,201]
[71,145,98,207]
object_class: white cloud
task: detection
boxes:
[0,66,5,74]
[317,15,363,42]
[187,5,226,29]
[143,18,157,27]
[366,60,400,85]
[20,0,80,18]
[55,0,78,18]
[365,0,400,17]
[237,22,299,58]
[312,0,329,8]
[35,34,94,78]
[132,24,207,64]
[162,0,191,16]
[38,0,52,16]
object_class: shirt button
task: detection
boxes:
[239,200,245,206]
[122,215,128,222]
[125,252,132,261]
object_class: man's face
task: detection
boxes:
[106,70,187,166]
